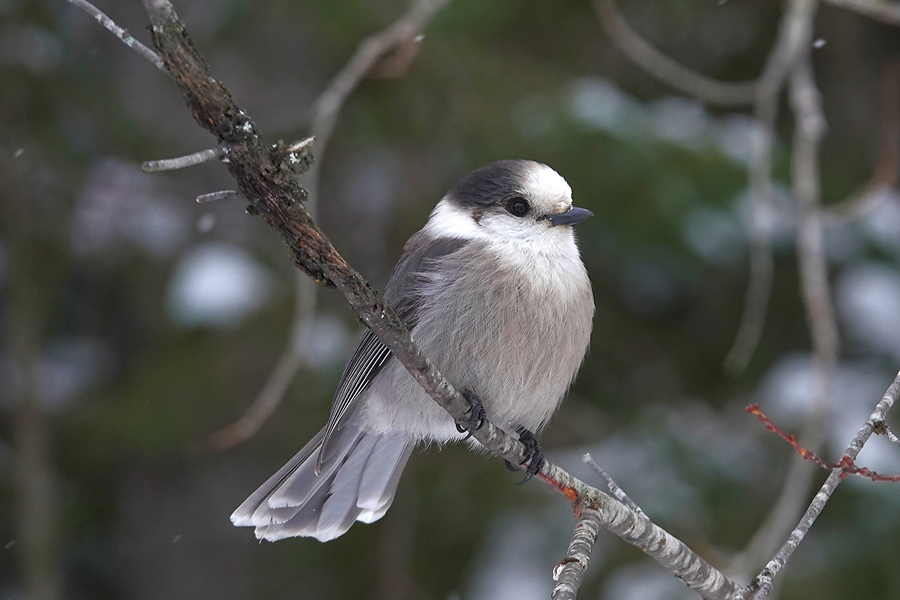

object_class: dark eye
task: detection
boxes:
[506,197,529,217]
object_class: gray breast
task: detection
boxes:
[360,239,593,442]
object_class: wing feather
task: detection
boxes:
[316,234,468,470]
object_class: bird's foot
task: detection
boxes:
[507,427,544,484]
[455,390,486,440]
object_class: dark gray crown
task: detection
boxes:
[446,159,540,209]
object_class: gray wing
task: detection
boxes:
[316,233,468,471]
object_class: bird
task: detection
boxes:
[231,159,594,542]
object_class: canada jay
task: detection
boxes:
[232,159,594,542]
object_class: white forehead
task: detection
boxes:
[520,162,572,213]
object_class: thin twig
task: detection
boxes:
[876,422,900,446]
[135,5,743,597]
[196,0,449,453]
[64,0,164,70]
[196,190,240,203]
[744,371,900,599]
[728,451,819,579]
[725,0,817,375]
[789,39,839,422]
[304,0,451,205]
[551,511,602,600]
[727,4,835,594]
[583,453,643,515]
[142,147,227,172]
[734,10,839,596]
[747,405,900,481]
[192,272,315,452]
[591,0,757,106]
[822,0,900,25]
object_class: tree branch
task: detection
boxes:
[724,0,818,375]
[743,370,900,599]
[192,271,315,452]
[551,511,602,600]
[141,146,226,172]
[789,42,839,391]
[132,3,742,597]
[591,0,757,106]
[583,453,643,515]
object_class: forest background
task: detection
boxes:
[2,0,900,598]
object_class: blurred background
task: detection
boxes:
[2,0,900,598]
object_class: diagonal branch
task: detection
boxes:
[65,0,164,69]
[136,3,742,597]
[552,510,602,600]
[583,453,644,515]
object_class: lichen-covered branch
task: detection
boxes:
[551,511,601,600]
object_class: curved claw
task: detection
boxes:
[455,390,486,440]
[515,428,545,484]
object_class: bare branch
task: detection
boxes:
[728,453,819,577]
[64,0,164,70]
[196,190,240,203]
[886,427,900,445]
[551,511,601,600]
[734,11,842,596]
[875,422,900,446]
[136,5,742,597]
[192,273,315,452]
[789,45,839,398]
[583,453,644,515]
[725,0,818,375]
[142,146,227,172]
[748,404,900,481]
[304,0,451,205]
[591,0,757,106]
[745,371,900,599]
[822,0,900,25]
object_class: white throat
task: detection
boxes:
[423,199,587,295]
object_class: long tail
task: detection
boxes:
[231,424,411,542]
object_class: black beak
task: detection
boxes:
[547,206,594,227]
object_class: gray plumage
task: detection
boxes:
[231,160,594,542]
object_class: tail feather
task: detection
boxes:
[358,434,411,510]
[255,479,334,541]
[230,430,325,527]
[266,428,360,509]
[358,443,411,523]
[231,423,411,542]
[317,434,379,532]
